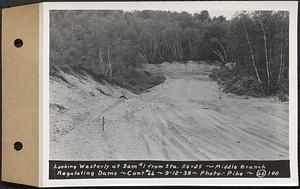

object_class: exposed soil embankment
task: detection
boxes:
[51,65,166,95]
[146,61,220,74]
[50,62,288,160]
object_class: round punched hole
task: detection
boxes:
[14,39,23,48]
[14,142,23,151]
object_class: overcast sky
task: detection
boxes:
[202,10,237,20]
[128,9,239,20]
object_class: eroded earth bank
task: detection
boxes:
[50,62,288,160]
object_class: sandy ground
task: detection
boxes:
[50,62,289,160]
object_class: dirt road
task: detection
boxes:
[50,63,289,160]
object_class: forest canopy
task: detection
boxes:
[50,10,289,97]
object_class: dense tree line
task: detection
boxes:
[50,10,289,96]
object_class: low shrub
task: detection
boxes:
[209,67,265,97]
[277,78,289,101]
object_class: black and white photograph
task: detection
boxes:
[49,8,290,161]
[0,1,297,188]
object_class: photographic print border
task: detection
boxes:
[40,1,298,187]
